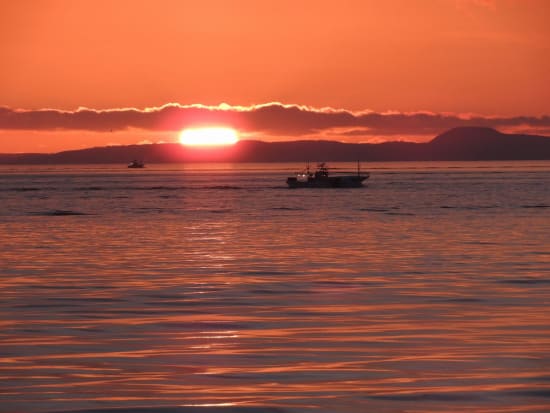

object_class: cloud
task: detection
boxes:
[0,103,549,141]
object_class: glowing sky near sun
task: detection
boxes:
[0,0,549,152]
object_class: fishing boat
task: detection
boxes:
[128,160,145,168]
[286,162,369,188]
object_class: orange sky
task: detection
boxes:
[1,0,549,153]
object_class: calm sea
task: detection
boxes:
[1,161,549,413]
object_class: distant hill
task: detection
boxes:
[1,127,550,164]
[427,127,550,160]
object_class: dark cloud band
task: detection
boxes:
[1,103,548,138]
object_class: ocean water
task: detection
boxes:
[1,161,549,413]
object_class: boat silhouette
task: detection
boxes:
[128,160,145,168]
[287,162,369,188]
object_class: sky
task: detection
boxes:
[1,0,549,153]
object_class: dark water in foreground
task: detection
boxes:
[1,162,549,413]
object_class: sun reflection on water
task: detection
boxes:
[1,163,549,412]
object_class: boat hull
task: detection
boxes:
[287,175,368,188]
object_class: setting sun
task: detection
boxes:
[179,127,239,146]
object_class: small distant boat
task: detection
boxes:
[287,162,369,188]
[128,160,145,168]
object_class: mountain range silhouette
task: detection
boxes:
[2,127,550,164]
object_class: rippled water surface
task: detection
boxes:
[1,162,549,413]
